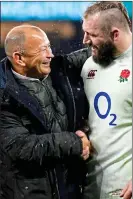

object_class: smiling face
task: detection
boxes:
[82,14,116,66]
[22,30,54,78]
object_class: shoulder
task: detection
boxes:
[51,48,91,68]
[83,56,93,66]
[81,56,95,78]
[0,58,7,89]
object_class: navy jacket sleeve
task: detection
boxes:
[66,48,91,70]
[51,48,91,73]
[0,104,82,165]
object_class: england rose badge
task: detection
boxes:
[119,69,130,83]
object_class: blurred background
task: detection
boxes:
[0,1,132,59]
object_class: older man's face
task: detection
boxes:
[23,31,54,78]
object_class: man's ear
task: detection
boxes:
[110,28,119,41]
[12,52,26,66]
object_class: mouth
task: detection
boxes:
[92,45,98,50]
[42,62,50,66]
[91,47,98,55]
[91,47,98,52]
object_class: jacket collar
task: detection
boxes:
[3,58,47,130]
[0,58,7,88]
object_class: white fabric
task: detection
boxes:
[81,45,132,199]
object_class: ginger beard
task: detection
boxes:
[91,40,117,67]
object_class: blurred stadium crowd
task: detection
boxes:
[0,1,132,59]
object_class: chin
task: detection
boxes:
[43,68,51,76]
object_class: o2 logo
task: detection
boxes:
[94,92,117,126]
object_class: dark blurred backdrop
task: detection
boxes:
[0,1,132,59]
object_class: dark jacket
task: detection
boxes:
[0,48,90,199]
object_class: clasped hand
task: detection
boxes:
[75,130,91,160]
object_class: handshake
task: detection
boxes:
[76,130,92,160]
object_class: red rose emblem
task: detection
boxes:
[120,69,130,78]
[119,69,130,83]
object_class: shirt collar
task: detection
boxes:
[11,69,48,81]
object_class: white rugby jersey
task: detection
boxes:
[81,45,132,199]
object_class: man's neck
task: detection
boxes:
[11,68,40,81]
[115,32,132,56]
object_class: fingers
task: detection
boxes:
[122,191,132,199]
[82,154,89,160]
[120,184,128,197]
[82,146,90,160]
[82,146,89,156]
[120,180,132,199]
[75,130,91,160]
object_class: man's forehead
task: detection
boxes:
[25,33,50,52]
[39,40,50,48]
[26,32,49,44]
[83,15,100,30]
[28,30,47,39]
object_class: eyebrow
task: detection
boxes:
[40,43,51,48]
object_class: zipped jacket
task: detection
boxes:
[0,48,90,199]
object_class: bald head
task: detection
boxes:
[4,24,54,78]
[4,25,47,57]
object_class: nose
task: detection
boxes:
[46,48,54,58]
[83,33,91,45]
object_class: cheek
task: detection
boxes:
[96,39,104,46]
[32,57,42,67]
[90,38,100,46]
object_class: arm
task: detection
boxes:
[51,48,91,73]
[66,47,91,69]
[0,109,83,165]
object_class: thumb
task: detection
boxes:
[75,130,85,137]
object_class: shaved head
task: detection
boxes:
[82,1,132,65]
[83,1,131,35]
[4,25,47,57]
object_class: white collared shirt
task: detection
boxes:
[11,69,48,81]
